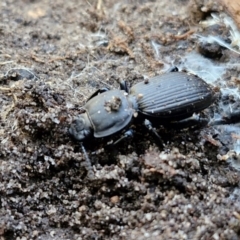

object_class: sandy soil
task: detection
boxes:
[1,0,240,239]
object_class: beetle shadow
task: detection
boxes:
[70,114,212,167]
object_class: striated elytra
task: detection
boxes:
[130,72,214,120]
[69,71,215,142]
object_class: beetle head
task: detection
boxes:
[69,113,92,141]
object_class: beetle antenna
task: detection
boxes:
[80,142,94,179]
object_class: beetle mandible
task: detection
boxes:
[69,70,215,146]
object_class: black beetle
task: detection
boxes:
[69,71,215,146]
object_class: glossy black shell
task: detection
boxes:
[129,72,214,121]
[84,89,134,138]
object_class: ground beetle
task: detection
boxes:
[69,70,215,147]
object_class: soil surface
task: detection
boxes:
[1,0,240,239]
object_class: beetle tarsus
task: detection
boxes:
[144,119,163,147]
[113,129,134,145]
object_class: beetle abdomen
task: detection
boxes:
[130,72,215,120]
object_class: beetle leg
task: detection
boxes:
[112,129,134,145]
[119,80,129,93]
[209,110,240,126]
[87,88,110,101]
[144,119,163,147]
[168,115,209,129]
[80,142,94,179]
